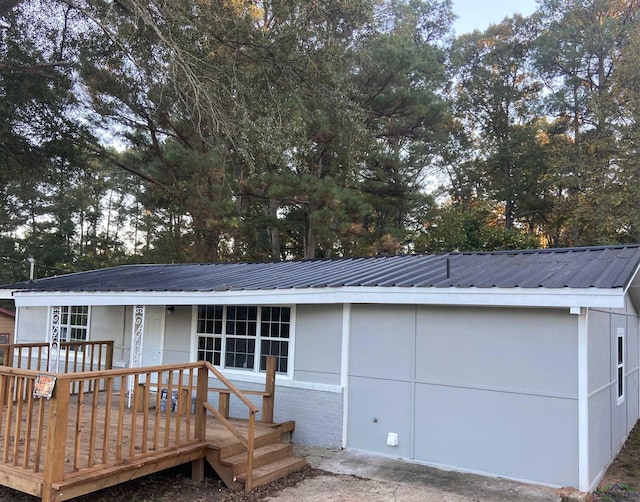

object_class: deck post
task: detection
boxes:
[218,393,230,419]
[193,366,209,483]
[245,412,256,492]
[42,378,70,502]
[262,356,276,424]
[194,366,208,441]
[104,341,114,370]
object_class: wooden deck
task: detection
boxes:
[0,351,304,501]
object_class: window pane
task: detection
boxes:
[70,327,87,342]
[618,336,624,364]
[225,337,255,370]
[197,305,290,374]
[61,306,69,324]
[198,305,223,334]
[260,340,288,373]
[618,367,624,397]
[197,335,221,366]
[260,307,290,339]
[226,307,256,337]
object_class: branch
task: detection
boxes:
[0,60,70,79]
[86,144,171,191]
[0,0,21,17]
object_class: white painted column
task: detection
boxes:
[128,305,145,408]
[575,306,590,491]
[48,306,62,373]
[341,303,351,449]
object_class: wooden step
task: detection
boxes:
[216,429,283,458]
[236,456,307,489]
[221,442,294,476]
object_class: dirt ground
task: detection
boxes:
[0,463,329,502]
[3,424,640,502]
[596,422,640,499]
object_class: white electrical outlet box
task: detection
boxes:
[386,432,399,446]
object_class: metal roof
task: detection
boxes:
[3,245,640,293]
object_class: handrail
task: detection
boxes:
[202,362,259,414]
[202,360,259,492]
[0,341,114,376]
[0,357,274,494]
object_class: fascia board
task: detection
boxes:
[0,289,17,300]
[12,286,625,309]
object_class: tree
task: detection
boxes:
[534,0,640,244]
[351,0,452,254]
[450,15,545,231]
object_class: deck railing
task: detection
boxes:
[0,341,114,372]
[0,357,276,500]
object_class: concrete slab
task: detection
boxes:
[270,445,572,502]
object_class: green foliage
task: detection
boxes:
[2,0,640,281]
[416,199,540,252]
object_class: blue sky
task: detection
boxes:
[452,0,539,34]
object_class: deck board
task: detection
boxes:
[0,389,284,499]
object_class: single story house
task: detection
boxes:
[1,245,640,492]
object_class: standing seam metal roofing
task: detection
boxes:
[3,245,640,293]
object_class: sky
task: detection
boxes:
[452,0,539,35]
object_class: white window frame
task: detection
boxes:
[46,306,91,368]
[617,327,625,406]
[192,305,294,378]
[59,306,90,344]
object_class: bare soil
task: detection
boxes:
[4,424,640,502]
[595,422,640,500]
[0,463,331,502]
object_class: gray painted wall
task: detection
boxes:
[588,300,640,488]
[348,304,415,458]
[294,304,342,385]
[210,378,343,448]
[163,305,192,364]
[348,305,580,488]
[15,297,640,490]
[15,304,345,384]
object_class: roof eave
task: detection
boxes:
[11,286,626,309]
[0,289,18,301]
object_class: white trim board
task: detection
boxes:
[9,285,625,309]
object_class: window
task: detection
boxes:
[196,305,291,374]
[0,334,9,365]
[617,328,625,405]
[60,306,89,343]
